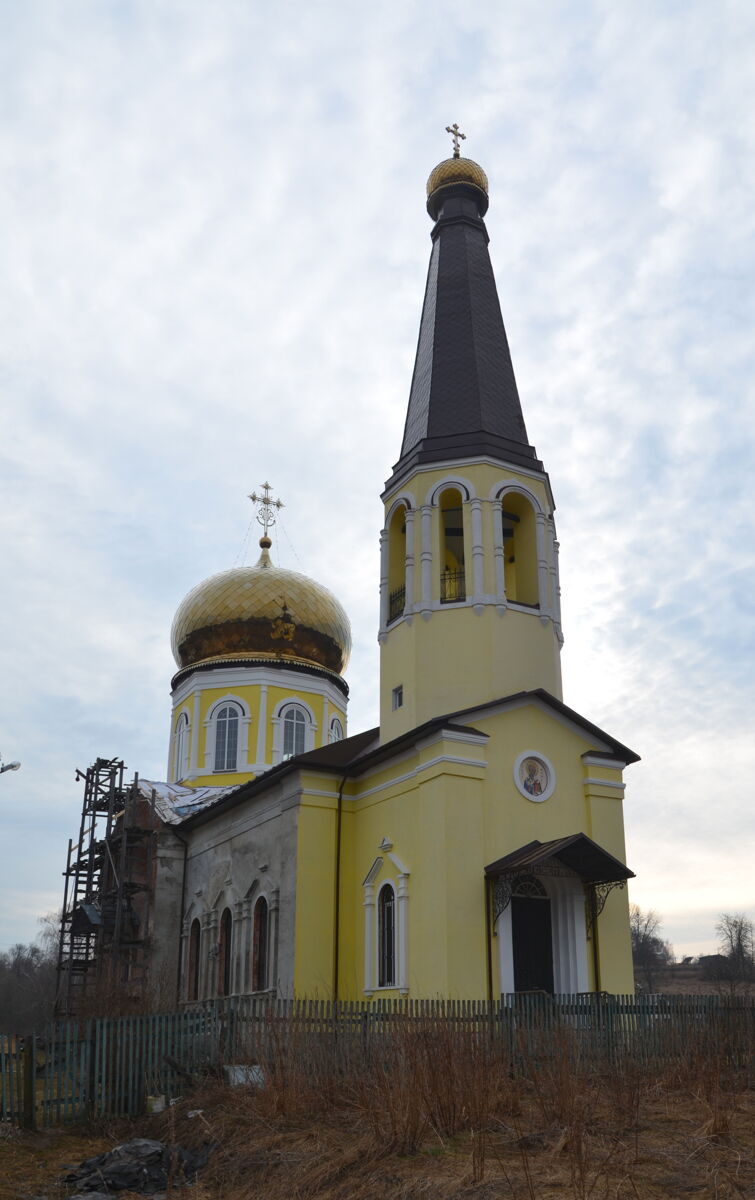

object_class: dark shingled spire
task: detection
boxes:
[385,160,542,493]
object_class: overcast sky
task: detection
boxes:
[1,0,753,961]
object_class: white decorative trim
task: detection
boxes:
[385,492,416,523]
[427,474,475,505]
[354,753,487,802]
[582,755,625,769]
[492,479,546,515]
[583,778,626,792]
[172,663,348,711]
[496,872,587,994]
[363,857,384,886]
[416,728,489,752]
[513,750,557,803]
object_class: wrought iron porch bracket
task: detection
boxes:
[584,880,625,938]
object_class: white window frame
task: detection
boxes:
[204,696,251,774]
[329,716,344,743]
[271,698,317,765]
[173,710,190,783]
[362,849,409,995]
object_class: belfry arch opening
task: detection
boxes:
[388,503,407,623]
[500,491,539,607]
[439,487,466,603]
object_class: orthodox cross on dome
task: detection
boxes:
[248,481,284,538]
[445,122,466,158]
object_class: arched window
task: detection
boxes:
[439,488,466,603]
[329,717,344,744]
[378,883,396,987]
[174,712,189,782]
[218,908,232,996]
[500,492,539,607]
[282,704,307,759]
[251,896,268,992]
[214,704,240,772]
[388,503,408,623]
[187,918,201,1001]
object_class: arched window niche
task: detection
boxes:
[438,487,466,603]
[187,918,201,1002]
[500,491,539,607]
[213,703,242,772]
[329,716,344,744]
[218,907,233,997]
[387,503,408,623]
[251,896,269,992]
[174,711,190,783]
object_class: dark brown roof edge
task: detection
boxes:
[485,833,634,884]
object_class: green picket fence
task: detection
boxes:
[2,994,753,1128]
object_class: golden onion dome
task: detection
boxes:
[171,541,352,676]
[426,156,489,212]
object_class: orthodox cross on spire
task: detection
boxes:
[445,122,466,158]
[248,481,284,538]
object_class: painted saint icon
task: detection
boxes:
[520,757,548,796]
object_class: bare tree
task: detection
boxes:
[630,905,673,993]
[711,913,754,995]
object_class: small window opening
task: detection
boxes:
[174,712,189,782]
[218,908,232,997]
[378,884,396,987]
[391,685,403,711]
[252,896,268,992]
[187,918,200,1001]
[329,717,344,743]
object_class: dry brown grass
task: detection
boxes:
[2,1015,753,1199]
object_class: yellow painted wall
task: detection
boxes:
[291,701,635,1001]
[169,678,347,789]
[381,459,562,739]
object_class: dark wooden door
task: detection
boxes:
[512,896,554,993]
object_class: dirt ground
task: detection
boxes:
[1,1081,753,1200]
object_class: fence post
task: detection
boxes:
[22,1035,36,1130]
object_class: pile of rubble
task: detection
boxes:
[61,1136,214,1197]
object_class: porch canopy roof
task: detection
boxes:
[485,834,634,886]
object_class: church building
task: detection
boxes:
[58,136,639,1011]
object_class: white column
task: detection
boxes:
[404,508,415,611]
[420,505,433,617]
[256,685,268,767]
[322,698,330,745]
[551,531,563,642]
[493,502,506,610]
[378,529,389,633]
[536,511,550,619]
[363,884,376,994]
[191,689,201,770]
[470,498,484,608]
[397,873,409,994]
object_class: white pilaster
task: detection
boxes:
[397,873,409,994]
[404,508,415,610]
[256,684,268,767]
[379,529,389,631]
[420,505,433,616]
[363,883,376,994]
[470,498,485,606]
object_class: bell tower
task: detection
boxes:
[379,135,564,740]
